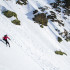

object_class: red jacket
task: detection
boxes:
[3,36,10,40]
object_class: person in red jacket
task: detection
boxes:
[3,34,10,47]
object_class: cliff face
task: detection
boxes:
[65,0,70,8]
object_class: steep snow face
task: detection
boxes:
[0,0,70,70]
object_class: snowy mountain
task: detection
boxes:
[0,0,70,70]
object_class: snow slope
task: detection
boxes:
[0,0,70,70]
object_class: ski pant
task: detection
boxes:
[3,39,10,47]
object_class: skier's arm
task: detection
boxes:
[7,37,10,40]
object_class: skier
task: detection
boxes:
[3,34,10,47]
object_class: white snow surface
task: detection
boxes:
[0,0,70,70]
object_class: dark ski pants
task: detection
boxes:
[3,39,10,47]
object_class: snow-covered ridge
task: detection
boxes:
[0,0,70,70]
